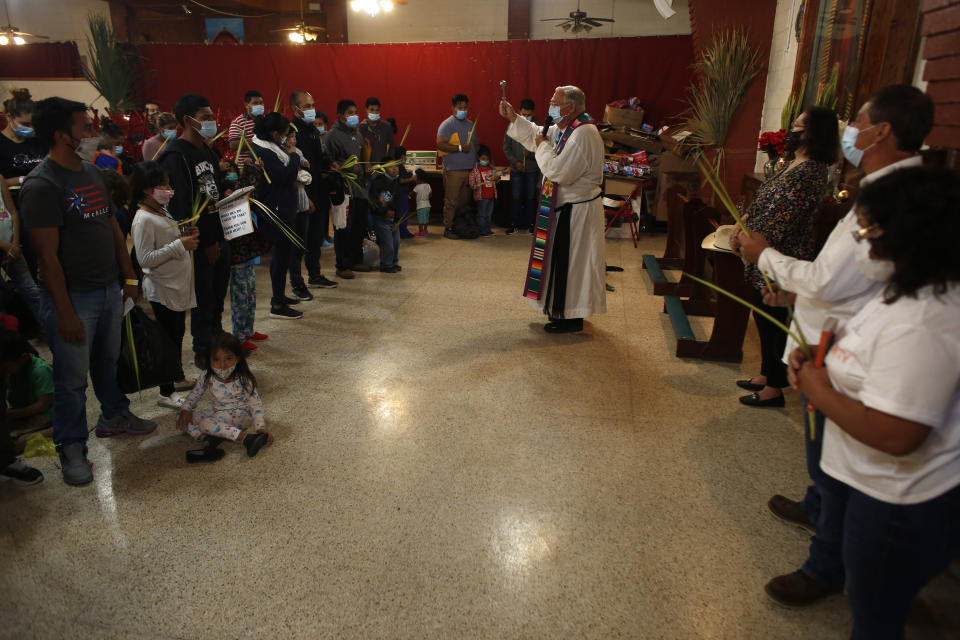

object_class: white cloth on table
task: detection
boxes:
[506,115,606,320]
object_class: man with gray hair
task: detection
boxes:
[498,85,606,333]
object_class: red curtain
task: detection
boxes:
[138,37,693,161]
[0,42,82,79]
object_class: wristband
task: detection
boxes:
[458,143,462,152]
[19,176,25,185]
[124,279,139,286]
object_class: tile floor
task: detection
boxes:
[1,228,957,639]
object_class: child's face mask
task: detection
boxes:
[212,364,236,379]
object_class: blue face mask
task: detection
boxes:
[225,172,239,182]
[548,103,565,123]
[367,112,380,122]
[316,125,326,134]
[250,104,265,117]
[455,109,468,121]
[479,160,489,166]
[345,114,359,128]
[14,124,34,139]
[841,124,876,168]
[161,128,177,140]
[198,120,218,139]
[114,145,124,155]
[301,109,316,124]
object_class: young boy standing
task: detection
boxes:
[369,159,402,273]
[468,144,501,237]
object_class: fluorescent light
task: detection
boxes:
[13,36,24,45]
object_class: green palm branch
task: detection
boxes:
[82,13,135,113]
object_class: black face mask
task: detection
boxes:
[784,129,804,153]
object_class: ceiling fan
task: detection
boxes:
[0,0,49,45]
[540,0,614,34]
[271,0,325,43]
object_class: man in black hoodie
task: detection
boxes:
[159,94,229,368]
[289,90,338,293]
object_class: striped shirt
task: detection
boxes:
[228,113,255,164]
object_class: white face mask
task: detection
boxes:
[841,124,877,167]
[854,239,895,282]
[212,364,236,379]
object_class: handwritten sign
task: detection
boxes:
[218,194,254,240]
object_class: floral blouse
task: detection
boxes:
[744,160,827,291]
[181,372,266,431]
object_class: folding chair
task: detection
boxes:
[603,180,646,248]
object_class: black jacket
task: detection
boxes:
[369,174,401,219]
[158,138,224,248]
[253,144,302,227]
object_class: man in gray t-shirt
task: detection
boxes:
[18,97,156,487]
[436,93,478,237]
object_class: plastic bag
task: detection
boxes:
[117,306,182,393]
[23,432,56,457]
[361,238,379,268]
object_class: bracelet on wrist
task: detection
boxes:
[124,278,139,286]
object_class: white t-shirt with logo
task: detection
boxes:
[820,284,960,505]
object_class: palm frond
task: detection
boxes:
[679,28,762,156]
[781,74,807,131]
[816,63,840,111]
[82,13,135,113]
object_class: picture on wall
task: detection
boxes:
[205,18,244,44]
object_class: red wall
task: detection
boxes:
[137,37,694,162]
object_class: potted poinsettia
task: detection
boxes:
[758,129,786,179]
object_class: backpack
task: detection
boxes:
[451,204,480,239]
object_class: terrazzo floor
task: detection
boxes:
[1,227,957,639]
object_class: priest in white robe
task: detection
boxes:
[499,85,606,333]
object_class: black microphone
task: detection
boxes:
[541,116,553,137]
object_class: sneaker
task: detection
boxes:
[480,230,494,237]
[379,265,400,273]
[308,275,339,289]
[282,296,301,306]
[768,495,816,534]
[57,442,92,486]
[1,459,44,486]
[174,377,196,391]
[400,231,416,239]
[322,239,331,248]
[241,340,258,353]
[249,332,269,341]
[505,226,516,235]
[336,269,355,279]
[95,410,158,437]
[291,285,314,301]
[352,264,372,273]
[765,569,842,607]
[444,228,460,239]
[269,305,303,320]
[157,392,186,410]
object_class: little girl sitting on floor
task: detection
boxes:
[176,333,271,462]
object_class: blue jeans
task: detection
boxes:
[370,216,399,268]
[38,284,129,445]
[844,482,960,639]
[510,170,539,229]
[476,198,495,234]
[801,394,826,522]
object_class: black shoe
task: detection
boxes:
[544,318,584,334]
[736,378,766,392]
[739,392,785,407]
[1,460,44,486]
[505,226,516,235]
[282,296,301,306]
[185,436,225,464]
[379,265,400,273]
[291,285,314,301]
[444,228,460,239]
[399,231,415,239]
[308,275,339,289]
[768,495,817,534]
[269,305,303,320]
[528,226,535,235]
[394,265,402,271]
[244,431,269,457]
[765,569,841,607]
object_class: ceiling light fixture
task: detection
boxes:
[350,0,394,17]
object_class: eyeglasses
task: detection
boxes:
[851,223,882,243]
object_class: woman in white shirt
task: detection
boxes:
[789,166,960,640]
[130,161,199,409]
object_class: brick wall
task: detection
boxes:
[922,0,960,148]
